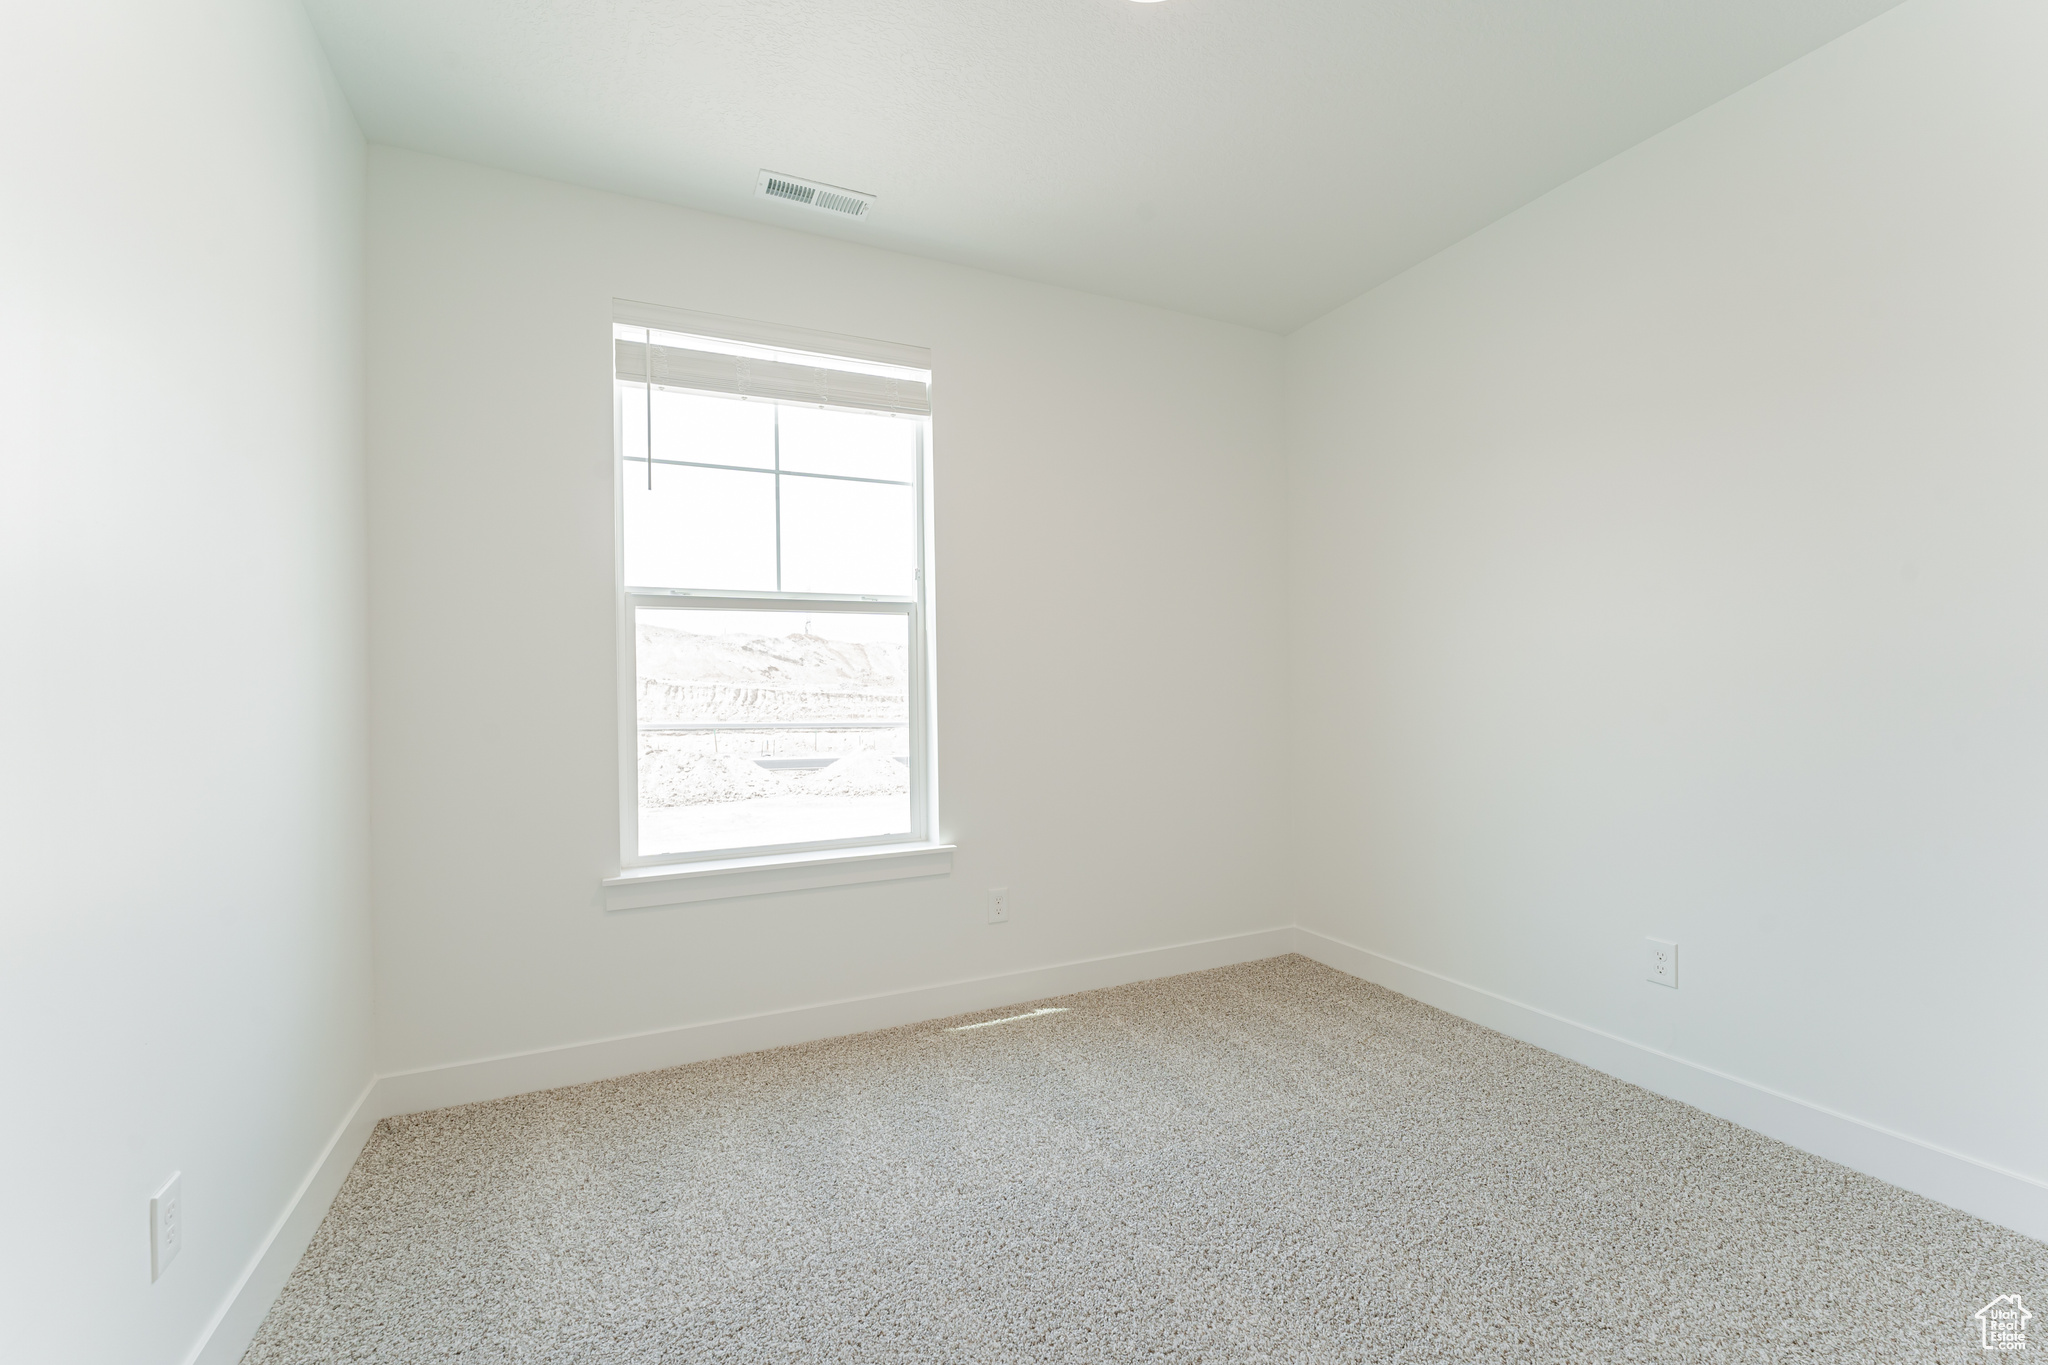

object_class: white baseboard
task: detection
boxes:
[375,926,1299,1117]
[1291,925,2048,1244]
[187,1079,381,1365]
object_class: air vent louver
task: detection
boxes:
[755,170,874,221]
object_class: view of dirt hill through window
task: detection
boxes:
[635,611,911,854]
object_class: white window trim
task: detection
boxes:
[608,301,942,902]
[612,300,931,371]
[602,840,955,912]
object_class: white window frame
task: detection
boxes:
[605,302,945,900]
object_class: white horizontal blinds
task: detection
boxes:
[615,338,930,418]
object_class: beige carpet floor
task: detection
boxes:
[244,956,2043,1363]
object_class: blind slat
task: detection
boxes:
[616,339,929,417]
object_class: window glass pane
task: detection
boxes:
[777,406,916,483]
[779,475,915,596]
[637,608,911,855]
[651,389,774,469]
[623,464,776,591]
[619,379,644,455]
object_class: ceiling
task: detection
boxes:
[305,0,1904,332]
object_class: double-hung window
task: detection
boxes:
[614,310,934,868]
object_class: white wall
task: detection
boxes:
[0,3,371,1363]
[366,148,1288,1076]
[1287,0,2048,1208]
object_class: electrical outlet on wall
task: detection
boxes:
[1646,937,1678,989]
[987,887,1010,925]
[151,1173,182,1281]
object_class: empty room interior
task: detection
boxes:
[8,0,2048,1359]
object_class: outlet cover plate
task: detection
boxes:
[151,1173,182,1281]
[987,887,1010,925]
[1646,937,1678,989]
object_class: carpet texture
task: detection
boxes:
[244,956,2044,1362]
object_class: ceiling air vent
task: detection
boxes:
[755,170,874,221]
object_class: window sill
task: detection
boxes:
[602,841,955,911]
